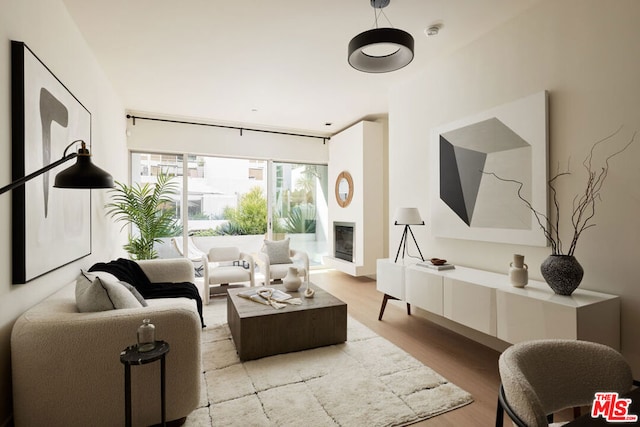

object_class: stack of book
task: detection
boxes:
[416,261,455,271]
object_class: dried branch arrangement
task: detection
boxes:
[484,127,636,256]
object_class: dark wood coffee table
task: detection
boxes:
[227,283,347,361]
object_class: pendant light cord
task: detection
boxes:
[372,6,394,29]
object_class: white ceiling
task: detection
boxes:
[62,0,540,136]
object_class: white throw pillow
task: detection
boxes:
[76,271,143,312]
[263,238,292,264]
[84,270,119,283]
[84,270,148,307]
[117,281,148,307]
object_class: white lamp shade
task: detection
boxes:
[394,208,424,225]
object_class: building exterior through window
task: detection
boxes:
[130,152,328,266]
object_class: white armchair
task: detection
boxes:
[254,238,309,285]
[202,247,255,304]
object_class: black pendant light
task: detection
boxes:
[348,0,414,73]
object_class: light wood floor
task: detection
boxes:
[310,269,502,427]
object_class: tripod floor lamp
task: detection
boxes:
[394,207,425,263]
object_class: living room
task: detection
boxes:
[2,0,640,426]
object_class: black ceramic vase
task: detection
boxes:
[540,255,584,296]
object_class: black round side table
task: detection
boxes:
[120,340,170,427]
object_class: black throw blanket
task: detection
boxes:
[89,258,205,328]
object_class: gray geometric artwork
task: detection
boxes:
[440,117,531,228]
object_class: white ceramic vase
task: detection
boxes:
[283,266,302,291]
[509,254,528,288]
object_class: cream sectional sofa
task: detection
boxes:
[11,258,201,427]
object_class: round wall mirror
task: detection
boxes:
[335,171,354,208]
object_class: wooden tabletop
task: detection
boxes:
[226,283,347,360]
[227,283,346,319]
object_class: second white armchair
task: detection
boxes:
[254,238,309,285]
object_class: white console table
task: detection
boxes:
[376,259,620,350]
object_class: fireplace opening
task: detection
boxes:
[334,222,355,263]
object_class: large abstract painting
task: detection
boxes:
[430,91,548,246]
[11,41,92,284]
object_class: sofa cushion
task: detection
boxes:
[75,271,143,312]
[118,281,148,307]
[89,258,152,288]
[263,238,292,264]
[90,258,206,328]
[84,270,148,307]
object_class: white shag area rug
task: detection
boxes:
[184,297,473,426]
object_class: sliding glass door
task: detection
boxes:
[185,156,268,236]
[130,152,327,266]
[270,162,328,265]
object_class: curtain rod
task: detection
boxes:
[126,114,330,144]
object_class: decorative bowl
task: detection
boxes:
[430,258,447,266]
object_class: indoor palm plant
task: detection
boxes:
[106,173,180,259]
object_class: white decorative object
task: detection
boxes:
[283,267,302,291]
[304,280,315,298]
[509,254,528,288]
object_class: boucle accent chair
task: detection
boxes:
[11,258,201,427]
[496,339,635,427]
[202,247,255,304]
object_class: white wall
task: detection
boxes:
[389,0,640,372]
[327,120,385,275]
[0,1,127,424]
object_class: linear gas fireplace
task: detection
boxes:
[334,222,355,263]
